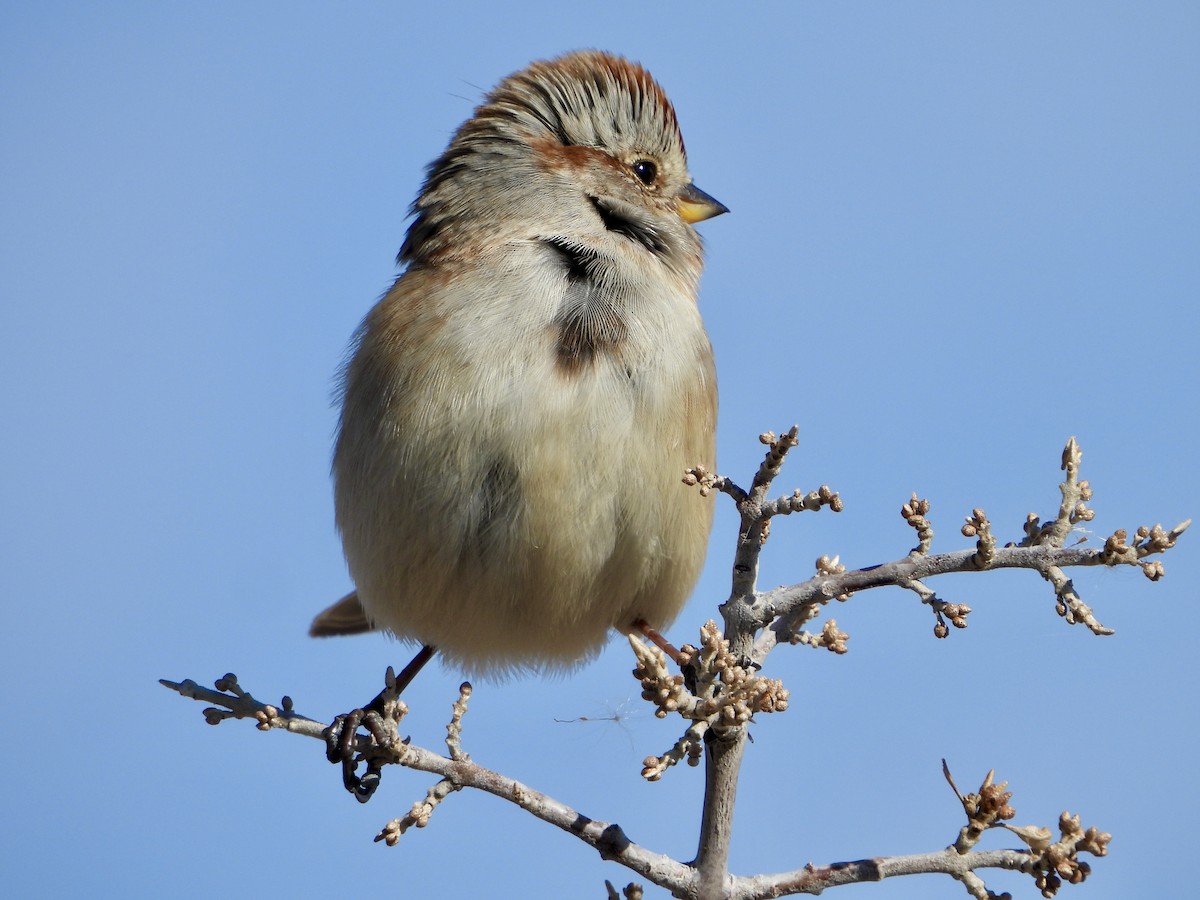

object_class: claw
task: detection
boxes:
[323,645,437,801]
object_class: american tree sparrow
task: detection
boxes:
[311,51,727,685]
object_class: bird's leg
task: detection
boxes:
[633,619,704,694]
[367,644,437,710]
[323,644,436,802]
[634,619,684,665]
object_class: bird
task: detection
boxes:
[310,50,727,689]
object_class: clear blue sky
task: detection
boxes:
[3,3,1197,898]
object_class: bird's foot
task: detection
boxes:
[322,645,436,802]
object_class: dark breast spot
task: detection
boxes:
[542,237,628,374]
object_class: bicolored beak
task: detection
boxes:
[676,182,729,224]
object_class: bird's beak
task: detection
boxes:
[676,182,729,224]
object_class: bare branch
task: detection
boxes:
[753,542,1125,660]
[162,434,1183,899]
[161,674,693,889]
[685,435,1180,897]
[731,848,1036,899]
[725,764,1110,899]
[376,681,474,843]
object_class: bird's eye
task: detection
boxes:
[631,159,658,186]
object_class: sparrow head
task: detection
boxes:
[399,50,727,274]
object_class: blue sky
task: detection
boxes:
[3,3,1197,898]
